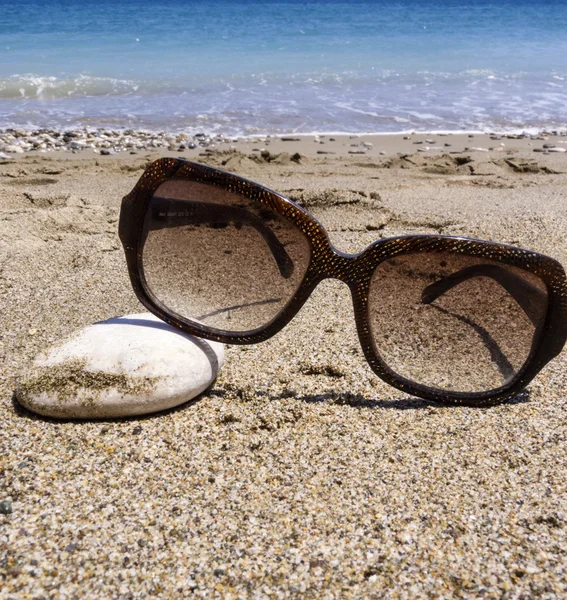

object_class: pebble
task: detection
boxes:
[15,313,225,419]
[5,144,23,153]
[547,147,566,153]
[0,127,230,155]
[1,127,566,158]
[0,500,12,514]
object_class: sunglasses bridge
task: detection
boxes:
[304,236,377,291]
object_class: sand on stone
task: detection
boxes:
[1,140,567,598]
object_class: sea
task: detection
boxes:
[1,0,567,136]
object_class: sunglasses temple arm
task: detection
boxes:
[421,264,547,327]
[150,197,294,278]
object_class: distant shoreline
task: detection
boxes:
[2,127,567,160]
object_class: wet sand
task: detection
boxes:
[1,139,567,598]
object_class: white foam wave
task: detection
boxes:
[0,74,142,99]
[1,69,567,137]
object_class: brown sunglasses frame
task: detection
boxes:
[119,157,567,406]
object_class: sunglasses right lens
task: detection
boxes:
[140,178,311,334]
[368,252,548,394]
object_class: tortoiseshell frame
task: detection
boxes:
[119,158,567,406]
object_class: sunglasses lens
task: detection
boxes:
[140,179,311,334]
[368,252,548,394]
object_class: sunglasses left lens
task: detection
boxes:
[140,178,311,334]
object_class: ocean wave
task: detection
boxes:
[0,75,142,100]
[1,70,567,136]
[3,69,567,101]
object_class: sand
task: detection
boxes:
[1,134,567,598]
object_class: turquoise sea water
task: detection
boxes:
[1,0,567,134]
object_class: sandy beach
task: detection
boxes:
[1,134,567,598]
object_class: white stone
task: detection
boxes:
[16,313,224,419]
[4,144,24,153]
[547,147,566,152]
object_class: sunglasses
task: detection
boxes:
[119,158,567,406]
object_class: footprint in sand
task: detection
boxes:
[6,177,59,186]
[23,191,70,208]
